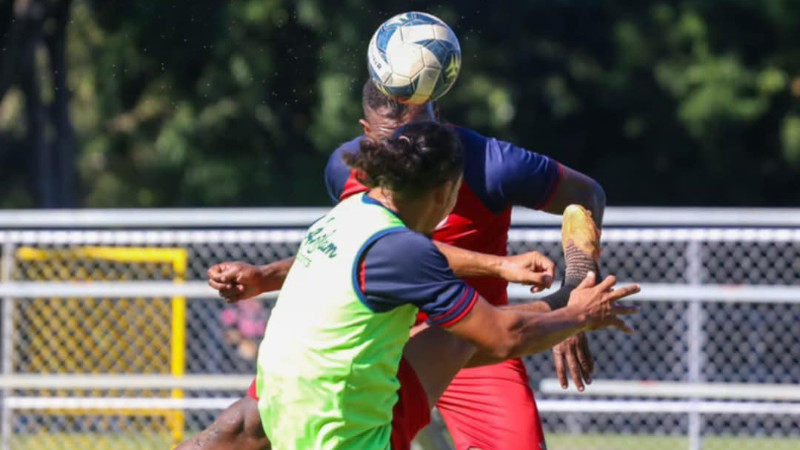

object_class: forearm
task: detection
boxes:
[506,306,586,357]
[433,241,504,278]
[464,301,550,366]
[257,257,295,292]
[468,306,586,367]
[544,166,606,226]
[508,300,551,313]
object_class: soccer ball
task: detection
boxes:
[367,12,461,105]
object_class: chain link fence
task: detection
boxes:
[0,210,798,449]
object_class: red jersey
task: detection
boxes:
[325,126,561,306]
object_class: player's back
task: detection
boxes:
[257,194,417,449]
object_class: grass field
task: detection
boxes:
[5,433,798,449]
[546,434,799,450]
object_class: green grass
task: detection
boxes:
[8,433,173,449]
[3,433,796,449]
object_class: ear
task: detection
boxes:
[359,119,370,135]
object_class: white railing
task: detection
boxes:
[0,207,798,450]
[1,206,800,228]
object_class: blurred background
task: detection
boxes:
[1,1,800,449]
[2,0,800,208]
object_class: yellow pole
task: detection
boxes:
[170,252,188,445]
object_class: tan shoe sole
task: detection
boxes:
[561,204,601,262]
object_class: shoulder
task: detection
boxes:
[329,136,364,163]
[453,125,561,210]
[359,228,475,320]
[325,136,366,202]
[362,230,454,290]
[451,125,488,149]
[367,230,445,268]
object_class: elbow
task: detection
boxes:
[495,339,516,361]
[485,343,515,363]
[488,321,525,362]
[579,177,605,214]
[548,168,606,224]
[581,178,606,226]
[591,179,606,212]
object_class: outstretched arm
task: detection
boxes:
[541,169,606,390]
[481,298,595,390]
[448,272,639,366]
[207,243,557,302]
[434,241,555,292]
[207,258,294,303]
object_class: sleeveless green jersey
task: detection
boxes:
[257,193,419,449]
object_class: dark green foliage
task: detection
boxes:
[1,0,799,207]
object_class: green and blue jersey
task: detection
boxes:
[257,193,477,449]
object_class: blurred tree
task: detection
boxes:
[1,0,799,208]
[0,0,75,207]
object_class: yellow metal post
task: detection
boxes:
[170,253,187,444]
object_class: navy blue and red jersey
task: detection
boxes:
[326,126,562,307]
[357,195,479,327]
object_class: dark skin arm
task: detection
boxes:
[207,244,592,390]
[449,273,639,365]
[513,300,594,391]
[207,258,294,303]
[532,164,606,390]
[208,244,557,302]
[433,241,555,292]
[543,164,606,226]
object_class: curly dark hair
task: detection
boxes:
[344,121,463,198]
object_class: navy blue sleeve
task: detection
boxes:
[358,230,478,327]
[324,137,362,204]
[484,137,562,211]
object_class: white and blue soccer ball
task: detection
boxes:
[367,12,461,105]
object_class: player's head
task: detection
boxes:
[345,121,462,235]
[360,80,437,140]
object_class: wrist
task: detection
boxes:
[563,304,589,331]
[530,301,552,312]
[257,264,278,293]
[492,255,512,279]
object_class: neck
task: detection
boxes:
[366,188,430,234]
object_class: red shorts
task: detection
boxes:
[247,357,430,450]
[247,377,258,400]
[436,358,546,450]
[390,357,431,449]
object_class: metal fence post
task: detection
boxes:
[686,240,704,450]
[1,236,15,450]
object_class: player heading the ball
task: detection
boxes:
[368,11,461,105]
